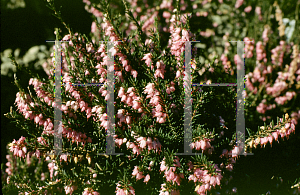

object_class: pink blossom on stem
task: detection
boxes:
[235,0,244,9]
[64,185,77,195]
[142,53,153,68]
[9,136,27,159]
[244,6,252,13]
[144,174,150,183]
[255,7,263,20]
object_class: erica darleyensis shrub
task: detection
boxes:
[2,0,300,194]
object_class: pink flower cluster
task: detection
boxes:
[160,157,184,186]
[116,109,131,128]
[115,182,135,195]
[118,87,143,113]
[256,99,276,114]
[5,154,16,177]
[19,93,93,149]
[82,188,100,195]
[196,11,208,17]
[219,150,237,172]
[179,0,188,11]
[143,53,154,70]
[190,138,212,153]
[244,37,254,58]
[27,79,94,148]
[132,166,145,181]
[154,60,166,79]
[29,78,54,106]
[274,91,296,105]
[29,75,95,145]
[9,136,27,159]
[160,0,173,10]
[126,136,162,156]
[143,83,167,123]
[166,81,176,94]
[62,126,92,147]
[62,74,96,115]
[244,6,252,13]
[235,0,244,9]
[255,7,263,21]
[15,85,55,135]
[245,74,257,94]
[102,20,119,42]
[252,67,265,83]
[95,44,109,81]
[229,145,245,158]
[119,53,138,78]
[64,185,77,195]
[142,11,158,32]
[262,25,271,43]
[291,111,300,125]
[256,41,267,63]
[96,112,109,130]
[37,136,48,146]
[254,121,296,148]
[101,20,138,79]
[271,41,286,66]
[266,80,288,97]
[169,28,186,61]
[162,11,172,23]
[83,0,103,17]
[200,29,215,38]
[15,92,33,120]
[125,141,139,156]
[159,183,180,195]
[220,54,231,74]
[47,160,58,180]
[188,165,222,195]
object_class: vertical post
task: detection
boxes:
[176,41,201,155]
[54,31,62,157]
[107,41,115,155]
[236,41,246,155]
[183,41,192,154]
[98,41,123,156]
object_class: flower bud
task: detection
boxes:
[74,156,78,164]
[66,101,71,107]
[285,113,289,120]
[249,139,254,148]
[255,137,260,148]
[22,146,27,153]
[280,127,287,133]
[86,153,91,164]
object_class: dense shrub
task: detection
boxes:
[2,0,299,194]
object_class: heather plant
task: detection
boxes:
[2,0,300,194]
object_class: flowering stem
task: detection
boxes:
[121,0,146,48]
[103,1,131,54]
[46,0,72,36]
[152,79,176,133]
